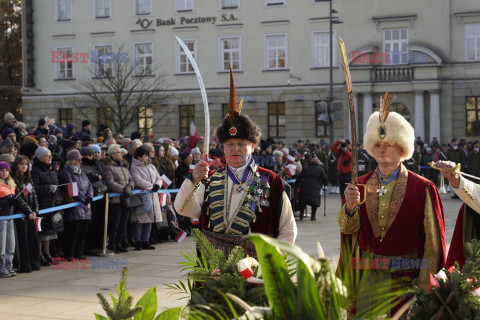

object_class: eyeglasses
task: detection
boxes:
[224,142,249,150]
[43,155,53,159]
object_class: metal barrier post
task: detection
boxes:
[100,193,114,257]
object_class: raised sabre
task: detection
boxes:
[175,36,210,156]
[338,38,366,204]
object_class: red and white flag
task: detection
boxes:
[67,182,78,197]
[35,217,43,232]
[160,174,172,188]
[174,229,187,242]
[189,164,195,173]
[159,192,167,206]
[192,218,200,225]
[287,155,295,164]
[190,121,199,136]
[284,164,297,177]
[22,183,33,196]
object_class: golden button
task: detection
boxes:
[381,215,385,218]
[382,203,386,207]
[380,239,383,242]
[381,227,385,230]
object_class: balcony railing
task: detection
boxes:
[374,66,413,82]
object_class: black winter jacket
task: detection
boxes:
[14,175,39,216]
[296,161,328,207]
[31,157,62,209]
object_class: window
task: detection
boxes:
[219,37,241,71]
[176,39,196,74]
[134,42,153,76]
[135,0,152,15]
[55,47,74,79]
[179,105,195,137]
[268,102,285,138]
[59,108,73,127]
[95,0,111,18]
[138,106,153,136]
[222,0,238,9]
[264,34,288,70]
[93,45,113,77]
[315,101,328,137]
[311,30,337,68]
[466,97,480,135]
[98,107,113,130]
[466,24,480,61]
[266,0,285,5]
[222,103,229,118]
[57,0,72,21]
[176,0,194,12]
[383,28,408,64]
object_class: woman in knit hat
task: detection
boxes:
[175,149,192,187]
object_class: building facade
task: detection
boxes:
[21,0,480,145]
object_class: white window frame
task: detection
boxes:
[56,0,73,21]
[263,33,288,71]
[175,39,197,74]
[176,0,195,12]
[221,0,239,9]
[133,42,154,76]
[383,28,409,65]
[55,46,75,79]
[94,0,111,18]
[93,44,114,78]
[311,30,337,68]
[134,0,152,15]
[465,23,480,62]
[265,0,285,6]
[218,36,242,72]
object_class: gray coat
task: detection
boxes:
[130,158,163,224]
[59,164,94,221]
[102,157,134,204]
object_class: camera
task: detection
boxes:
[340,142,347,148]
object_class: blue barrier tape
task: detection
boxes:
[0,189,180,221]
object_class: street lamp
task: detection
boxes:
[318,0,342,143]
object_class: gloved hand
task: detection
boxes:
[49,185,58,194]
[84,197,92,205]
[122,185,133,197]
[151,184,160,192]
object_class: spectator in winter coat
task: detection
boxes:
[0,161,16,278]
[175,150,192,188]
[330,139,352,198]
[59,150,93,261]
[295,158,328,221]
[31,147,63,266]
[11,155,40,273]
[130,146,163,250]
[102,144,134,253]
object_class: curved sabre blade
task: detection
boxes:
[175,36,210,156]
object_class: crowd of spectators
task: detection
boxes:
[1,110,473,277]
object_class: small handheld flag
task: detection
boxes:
[160,174,172,188]
[284,164,297,177]
[174,229,187,242]
[67,182,79,197]
[159,192,167,206]
[189,164,195,173]
[287,155,295,164]
[35,217,43,232]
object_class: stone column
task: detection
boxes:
[414,91,425,140]
[429,91,441,143]
[363,92,373,135]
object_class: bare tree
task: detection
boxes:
[71,45,174,134]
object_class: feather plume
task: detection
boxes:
[379,92,393,125]
[227,62,242,126]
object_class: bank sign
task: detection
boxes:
[136,14,238,28]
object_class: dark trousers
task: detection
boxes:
[64,220,89,259]
[14,218,40,272]
[108,203,130,245]
[85,198,105,250]
[300,206,318,220]
[338,173,352,199]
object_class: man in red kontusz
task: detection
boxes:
[330,139,352,198]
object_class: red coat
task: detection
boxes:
[355,169,446,262]
[330,140,352,174]
[445,204,480,269]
